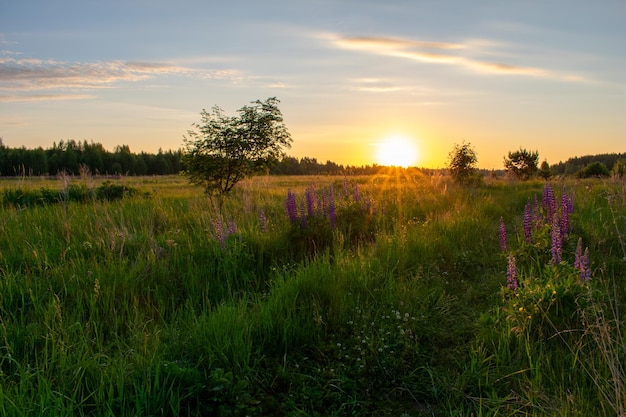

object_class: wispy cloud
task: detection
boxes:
[0,93,96,103]
[334,36,464,52]
[0,55,244,101]
[349,78,411,93]
[324,33,587,82]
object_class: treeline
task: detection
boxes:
[0,140,388,177]
[2,138,624,179]
[0,140,182,176]
[551,152,626,176]
[269,156,385,175]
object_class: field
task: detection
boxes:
[0,172,625,416]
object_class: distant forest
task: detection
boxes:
[0,140,182,177]
[0,139,624,178]
[550,153,626,176]
[0,140,384,177]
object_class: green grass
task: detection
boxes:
[0,173,624,416]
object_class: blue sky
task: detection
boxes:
[1,0,624,168]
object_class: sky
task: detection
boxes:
[1,0,625,169]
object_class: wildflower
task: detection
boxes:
[259,209,267,233]
[300,199,307,228]
[213,218,226,248]
[507,253,519,290]
[499,217,508,251]
[533,194,541,224]
[227,219,237,235]
[523,202,532,244]
[560,193,570,240]
[543,185,556,222]
[285,190,298,223]
[576,239,591,282]
[353,183,361,202]
[565,192,574,214]
[550,213,562,264]
[328,186,337,229]
[305,186,315,217]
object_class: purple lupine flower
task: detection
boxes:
[507,254,519,290]
[227,219,237,235]
[259,209,267,233]
[575,239,591,282]
[543,185,556,223]
[560,193,570,240]
[328,186,336,230]
[286,190,298,223]
[213,218,226,249]
[300,199,307,228]
[564,192,574,214]
[533,194,541,225]
[499,217,508,251]
[550,213,562,264]
[305,186,315,217]
[353,184,361,203]
[523,202,533,244]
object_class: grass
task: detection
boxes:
[0,172,624,416]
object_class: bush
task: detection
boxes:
[2,181,139,208]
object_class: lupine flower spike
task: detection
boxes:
[550,213,562,265]
[286,190,298,223]
[305,186,315,217]
[328,186,337,230]
[560,193,570,241]
[523,202,532,244]
[259,209,267,233]
[499,217,508,251]
[575,239,591,282]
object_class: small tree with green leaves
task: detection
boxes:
[448,141,479,185]
[182,97,292,195]
[612,159,626,178]
[504,148,539,180]
[579,161,610,178]
[539,159,552,180]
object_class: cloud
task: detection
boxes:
[349,78,411,93]
[0,93,96,103]
[335,36,464,52]
[0,57,189,91]
[325,33,586,82]
[0,55,245,101]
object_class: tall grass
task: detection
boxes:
[0,174,624,416]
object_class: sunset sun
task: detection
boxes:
[375,135,419,168]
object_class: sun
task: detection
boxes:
[375,135,419,168]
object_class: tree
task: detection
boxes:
[579,161,610,178]
[612,159,626,178]
[504,148,539,180]
[539,159,552,180]
[183,97,292,194]
[448,141,479,185]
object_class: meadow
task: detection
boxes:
[0,172,624,416]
